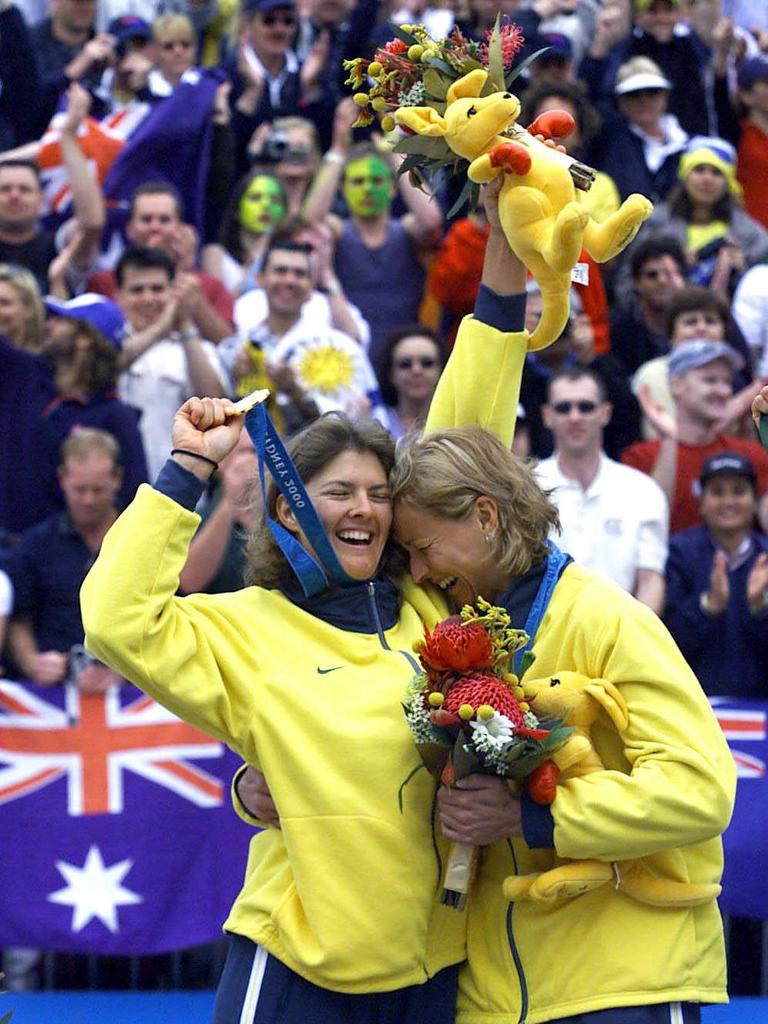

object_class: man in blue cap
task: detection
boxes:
[623,338,768,533]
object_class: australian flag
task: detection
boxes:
[0,680,251,954]
[103,68,223,235]
[711,696,768,920]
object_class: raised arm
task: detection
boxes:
[424,178,528,446]
[59,84,106,275]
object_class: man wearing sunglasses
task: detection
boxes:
[228,0,302,174]
[536,366,669,614]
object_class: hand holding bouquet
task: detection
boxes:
[402,599,571,909]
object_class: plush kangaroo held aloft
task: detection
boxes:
[396,69,653,350]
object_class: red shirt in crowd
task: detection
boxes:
[621,433,768,533]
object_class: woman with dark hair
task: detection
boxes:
[202,168,288,296]
[80,181,533,1023]
[634,136,768,299]
[379,324,444,439]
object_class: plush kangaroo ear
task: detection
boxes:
[395,106,448,137]
[446,68,488,103]
[584,680,629,732]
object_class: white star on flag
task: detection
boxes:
[48,845,143,933]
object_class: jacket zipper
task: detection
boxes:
[369,580,436,982]
[367,581,390,649]
[506,901,529,1024]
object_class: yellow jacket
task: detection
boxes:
[458,564,735,1023]
[81,313,528,993]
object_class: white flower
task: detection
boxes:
[470,712,514,751]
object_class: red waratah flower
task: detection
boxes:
[382,38,409,54]
[444,672,525,726]
[479,22,525,69]
[418,617,494,674]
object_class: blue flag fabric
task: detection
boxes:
[0,680,251,954]
[102,70,222,233]
[711,697,768,920]
[0,686,765,956]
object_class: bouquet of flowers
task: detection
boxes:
[402,598,571,909]
[344,20,545,214]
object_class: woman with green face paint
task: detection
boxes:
[303,129,445,375]
[342,155,395,218]
[203,170,288,296]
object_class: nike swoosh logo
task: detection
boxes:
[316,666,344,675]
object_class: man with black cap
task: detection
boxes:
[622,337,768,532]
[664,449,768,699]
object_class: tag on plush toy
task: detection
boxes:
[571,262,589,286]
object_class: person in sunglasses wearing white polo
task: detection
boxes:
[535,365,669,614]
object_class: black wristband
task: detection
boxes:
[170,448,219,473]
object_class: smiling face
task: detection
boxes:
[277,448,392,580]
[117,265,173,330]
[699,473,757,541]
[259,246,313,317]
[127,192,180,253]
[238,175,286,234]
[394,498,509,609]
[670,358,733,426]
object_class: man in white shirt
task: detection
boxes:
[535,367,669,614]
[220,239,386,432]
[115,244,228,479]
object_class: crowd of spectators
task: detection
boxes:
[1,0,768,995]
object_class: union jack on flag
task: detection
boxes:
[0,682,224,814]
[0,680,251,954]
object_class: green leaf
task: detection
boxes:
[393,135,450,158]
[0,1012,14,1024]
[446,176,476,219]
[424,57,459,77]
[487,14,505,91]
[423,68,450,99]
[395,152,423,179]
[520,650,536,677]
[505,48,551,91]
[458,58,485,74]
[391,25,420,46]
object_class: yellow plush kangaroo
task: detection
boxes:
[502,672,721,908]
[395,69,653,350]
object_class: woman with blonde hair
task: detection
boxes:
[385,423,734,1024]
[0,264,45,353]
[150,13,199,95]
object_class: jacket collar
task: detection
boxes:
[281,576,400,634]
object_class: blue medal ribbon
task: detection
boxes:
[514,542,572,676]
[244,403,358,597]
